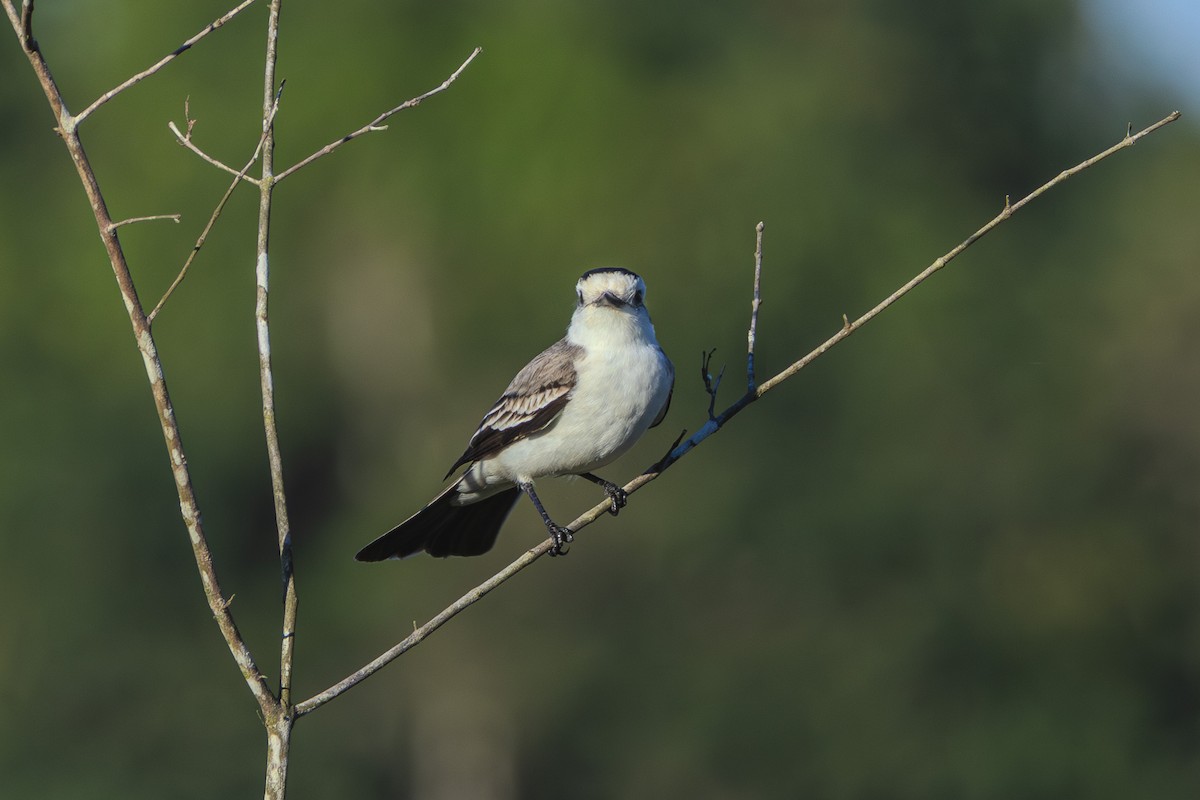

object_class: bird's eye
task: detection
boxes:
[577,289,584,305]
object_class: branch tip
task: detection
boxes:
[73,0,259,125]
[274,45,482,183]
[108,214,182,231]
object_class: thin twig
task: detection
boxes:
[169,120,258,183]
[747,221,764,391]
[273,46,481,183]
[107,213,181,231]
[74,0,258,125]
[755,110,1183,396]
[149,91,282,324]
[295,546,543,717]
[295,110,1182,716]
[700,348,724,421]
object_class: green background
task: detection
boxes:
[1,1,1196,797]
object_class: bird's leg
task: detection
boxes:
[579,473,628,516]
[519,482,574,556]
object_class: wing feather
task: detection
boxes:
[444,339,581,477]
[650,347,674,428]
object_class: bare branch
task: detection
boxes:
[296,110,1182,715]
[747,221,764,391]
[107,213,181,230]
[4,0,276,718]
[295,544,545,717]
[255,6,296,797]
[19,0,32,46]
[169,120,258,183]
[700,348,724,421]
[1,0,34,48]
[253,1,298,711]
[755,110,1183,396]
[74,0,258,125]
[149,92,282,324]
[273,46,481,183]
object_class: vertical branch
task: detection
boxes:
[746,221,764,392]
[264,714,293,800]
[254,0,296,705]
[255,5,295,800]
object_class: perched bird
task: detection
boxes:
[356,267,674,561]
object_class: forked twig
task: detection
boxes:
[149,88,283,324]
[294,110,1182,717]
[169,119,257,182]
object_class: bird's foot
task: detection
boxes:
[583,474,628,516]
[603,484,628,516]
[548,525,574,557]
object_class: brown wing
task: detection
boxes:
[444,339,582,478]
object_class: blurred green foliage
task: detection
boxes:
[1,1,1197,798]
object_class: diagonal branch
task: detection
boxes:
[272,46,481,183]
[74,0,259,125]
[294,109,1182,717]
[753,109,1182,397]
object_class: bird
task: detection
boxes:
[355,267,674,561]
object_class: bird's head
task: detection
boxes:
[568,267,657,347]
[575,267,646,311]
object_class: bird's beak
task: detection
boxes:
[597,291,628,308]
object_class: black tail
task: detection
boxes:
[355,485,521,561]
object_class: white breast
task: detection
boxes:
[456,299,672,498]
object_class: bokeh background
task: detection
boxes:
[2,1,1197,798]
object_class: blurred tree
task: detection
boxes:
[0,1,1195,798]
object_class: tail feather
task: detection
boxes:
[355,485,521,561]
